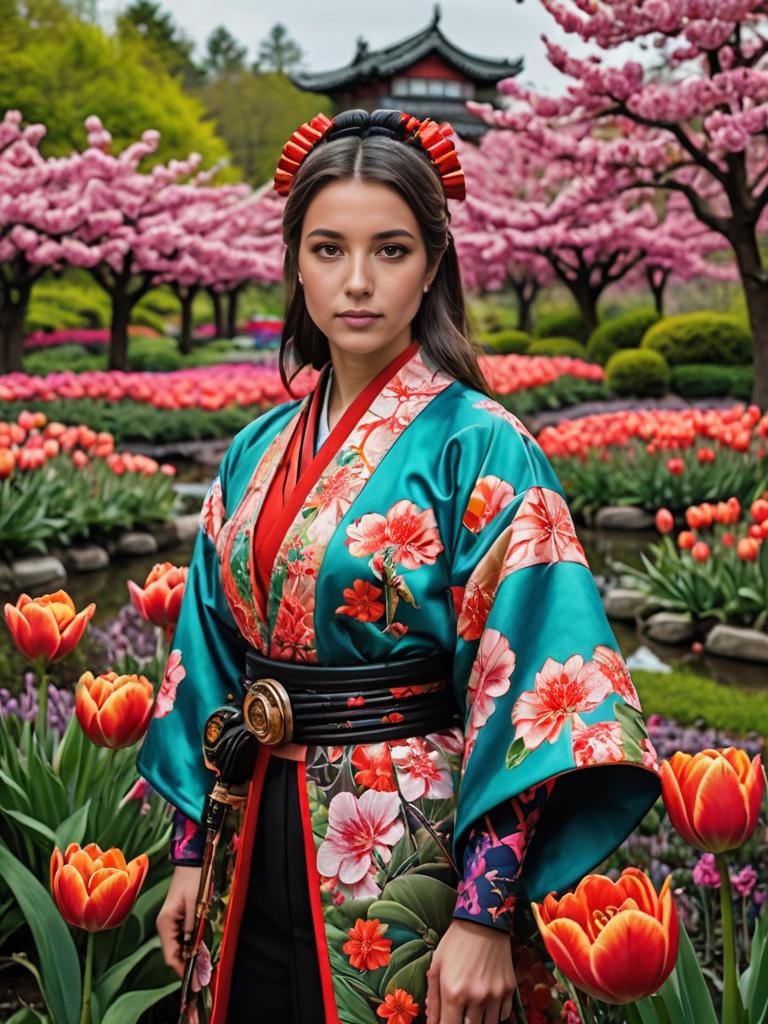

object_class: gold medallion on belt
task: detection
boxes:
[242,677,294,745]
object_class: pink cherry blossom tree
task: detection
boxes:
[473,0,768,403]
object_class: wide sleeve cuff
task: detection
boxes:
[169,806,206,867]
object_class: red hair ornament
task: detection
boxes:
[273,111,465,201]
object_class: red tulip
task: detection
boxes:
[0,449,14,479]
[4,590,95,662]
[666,457,684,475]
[532,868,678,1004]
[737,537,760,561]
[660,748,766,853]
[655,508,674,534]
[50,843,148,931]
[751,498,768,524]
[127,562,188,637]
[75,671,154,748]
[677,530,696,550]
[691,541,711,562]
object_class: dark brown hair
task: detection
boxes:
[279,108,491,397]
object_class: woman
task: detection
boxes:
[138,109,661,1024]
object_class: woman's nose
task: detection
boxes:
[344,254,373,297]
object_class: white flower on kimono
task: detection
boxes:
[345,501,444,570]
[464,630,517,768]
[316,790,405,899]
[200,476,225,545]
[591,644,641,711]
[154,648,186,718]
[571,714,625,768]
[501,487,588,575]
[389,737,454,801]
[511,654,613,751]
[462,475,516,534]
[426,726,465,757]
[472,399,536,441]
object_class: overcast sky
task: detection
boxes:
[105,0,647,93]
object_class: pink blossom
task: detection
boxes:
[692,853,721,889]
[389,737,454,801]
[464,629,517,767]
[154,648,186,718]
[731,865,758,898]
[316,790,404,899]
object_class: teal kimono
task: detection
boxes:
[137,343,661,1023]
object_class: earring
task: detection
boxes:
[423,284,430,294]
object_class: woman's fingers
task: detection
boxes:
[500,994,515,1021]
[483,996,504,1024]
[426,960,441,1024]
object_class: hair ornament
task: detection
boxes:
[273,108,465,201]
[274,112,334,196]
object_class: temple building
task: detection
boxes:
[290,5,522,140]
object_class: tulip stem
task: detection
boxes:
[79,930,94,1024]
[716,852,746,1024]
[35,661,48,745]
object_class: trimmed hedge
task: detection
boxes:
[477,329,532,354]
[527,336,588,358]
[587,309,660,365]
[21,336,239,375]
[633,669,768,738]
[641,312,752,366]
[533,309,586,342]
[605,348,670,397]
[670,364,754,400]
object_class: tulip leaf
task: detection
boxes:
[99,980,180,1024]
[741,912,768,1024]
[53,801,91,851]
[1,808,59,851]
[4,1009,49,1023]
[674,923,718,1024]
[92,936,163,1021]
[0,840,81,1024]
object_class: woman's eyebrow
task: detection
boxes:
[305,228,416,240]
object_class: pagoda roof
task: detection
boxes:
[292,5,522,93]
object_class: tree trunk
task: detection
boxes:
[108,292,132,371]
[209,289,225,338]
[645,267,668,317]
[178,290,196,355]
[0,288,30,373]
[226,286,241,339]
[731,227,768,408]
[563,276,599,338]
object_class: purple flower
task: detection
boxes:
[692,853,721,889]
[731,865,758,899]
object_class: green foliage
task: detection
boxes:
[587,308,660,365]
[477,329,531,354]
[27,278,113,331]
[496,377,610,417]
[670,364,755,400]
[24,345,104,375]
[527,336,588,359]
[633,668,768,739]
[641,312,753,366]
[533,308,586,342]
[0,2,233,173]
[605,348,671,397]
[22,335,242,374]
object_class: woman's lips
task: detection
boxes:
[337,312,382,328]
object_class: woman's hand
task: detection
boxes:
[156,864,203,977]
[426,918,517,1024]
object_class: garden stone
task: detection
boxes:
[11,555,66,589]
[644,612,696,645]
[174,514,200,543]
[116,531,158,556]
[151,523,179,549]
[705,625,768,664]
[594,506,655,530]
[63,545,110,572]
[603,587,646,620]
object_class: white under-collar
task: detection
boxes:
[315,366,332,454]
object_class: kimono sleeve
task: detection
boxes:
[136,463,249,826]
[447,412,661,904]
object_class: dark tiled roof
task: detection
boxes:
[291,6,522,92]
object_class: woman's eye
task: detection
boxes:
[380,244,407,258]
[315,243,340,257]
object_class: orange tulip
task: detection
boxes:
[4,590,95,662]
[75,670,154,748]
[50,843,148,931]
[127,562,187,637]
[660,747,766,853]
[532,868,678,1005]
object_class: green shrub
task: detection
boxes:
[587,309,660,365]
[669,364,753,399]
[477,329,531,354]
[641,312,752,366]
[633,669,768,738]
[605,348,670,397]
[533,309,586,341]
[527,336,587,359]
[23,345,106,375]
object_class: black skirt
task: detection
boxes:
[226,754,326,1022]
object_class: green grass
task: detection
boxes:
[633,668,768,738]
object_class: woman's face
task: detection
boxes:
[297,178,438,361]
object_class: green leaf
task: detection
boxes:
[741,912,768,1024]
[99,980,180,1024]
[1,808,59,851]
[379,876,456,936]
[92,936,163,1019]
[367,898,425,937]
[0,841,81,1024]
[384,950,431,1006]
[380,938,427,993]
[674,922,718,1024]
[505,737,530,770]
[54,802,91,851]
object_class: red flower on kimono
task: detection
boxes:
[389,736,453,801]
[376,989,420,1024]
[346,514,390,558]
[464,630,517,767]
[200,476,225,545]
[511,655,612,751]
[270,573,315,662]
[336,580,385,622]
[457,579,494,641]
[345,501,444,569]
[154,649,186,719]
[316,790,404,899]
[571,716,625,768]
[501,488,588,575]
[462,475,516,534]
[473,399,536,441]
[343,918,392,971]
[351,743,397,792]
[591,645,641,711]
